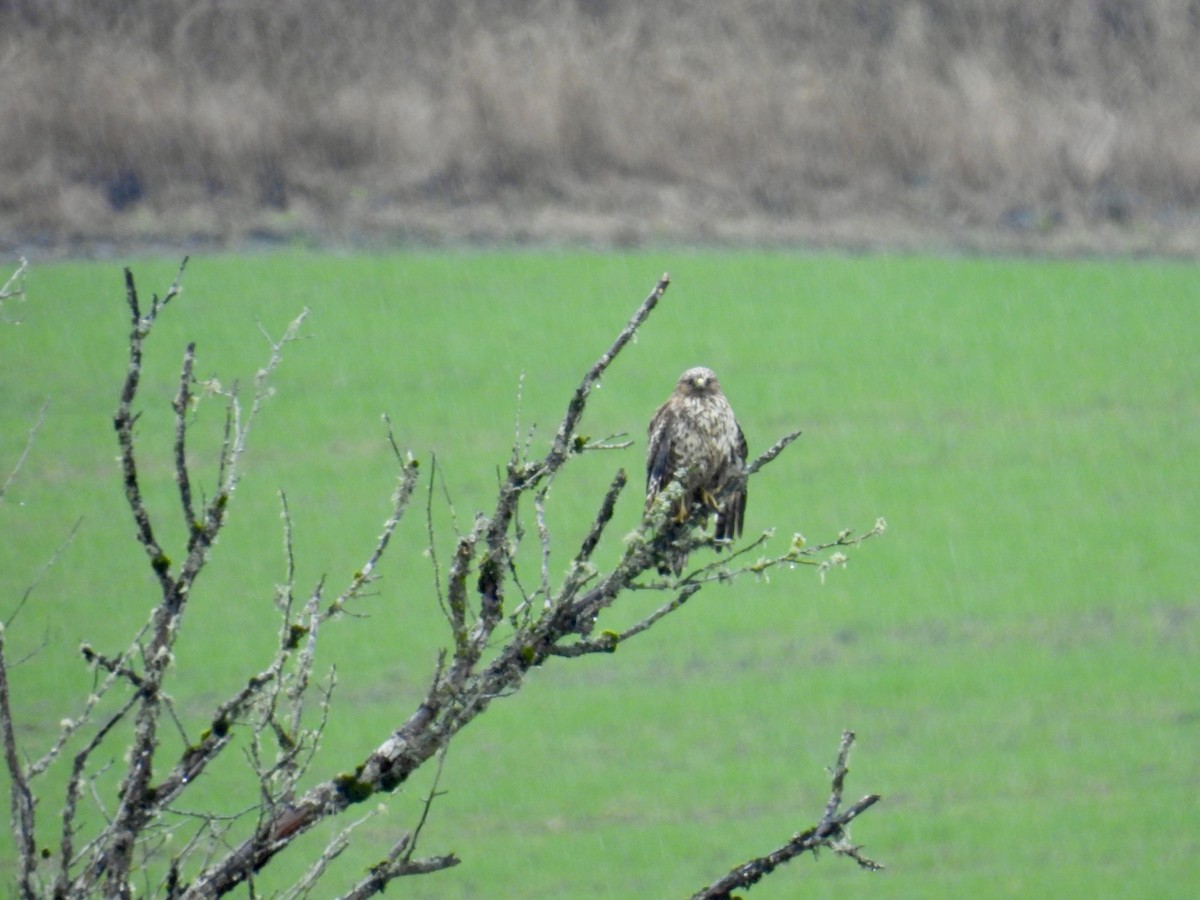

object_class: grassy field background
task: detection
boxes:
[1,250,1197,897]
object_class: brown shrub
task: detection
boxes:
[2,0,1199,251]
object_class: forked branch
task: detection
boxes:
[690,731,882,899]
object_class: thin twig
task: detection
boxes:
[1,397,48,503]
[323,422,420,621]
[745,429,802,476]
[545,273,670,477]
[424,452,451,626]
[571,468,627,572]
[26,618,151,780]
[334,760,459,900]
[0,624,38,899]
[403,747,449,865]
[0,255,28,302]
[79,644,145,690]
[62,692,144,895]
[275,490,297,618]
[338,842,459,900]
[532,487,553,605]
[6,515,83,630]
[114,266,176,596]
[282,808,381,900]
[173,343,198,545]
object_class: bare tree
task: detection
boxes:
[1,260,885,898]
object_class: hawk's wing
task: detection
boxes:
[645,399,680,508]
[715,421,748,542]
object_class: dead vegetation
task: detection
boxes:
[2,0,1199,254]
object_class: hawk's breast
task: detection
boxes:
[676,394,739,485]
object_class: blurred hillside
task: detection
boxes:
[2,0,1199,255]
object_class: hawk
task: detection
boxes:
[645,366,748,575]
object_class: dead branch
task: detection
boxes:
[1,397,47,503]
[86,261,308,898]
[0,264,885,899]
[0,623,37,899]
[0,256,28,321]
[179,271,877,898]
[689,731,883,900]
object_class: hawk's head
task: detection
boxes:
[675,366,722,398]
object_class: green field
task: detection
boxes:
[1,250,1197,897]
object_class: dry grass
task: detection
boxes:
[3,0,1200,253]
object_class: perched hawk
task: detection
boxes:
[645,366,748,575]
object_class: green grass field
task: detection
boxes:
[1,250,1197,897]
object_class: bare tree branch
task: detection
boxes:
[322,419,421,622]
[338,840,460,900]
[0,255,27,300]
[401,748,449,867]
[335,750,459,900]
[26,618,151,782]
[0,623,38,900]
[113,259,187,597]
[1,264,885,899]
[91,260,308,897]
[746,428,803,476]
[173,343,199,544]
[281,807,379,900]
[1,397,48,504]
[0,256,28,323]
[4,515,83,636]
[177,275,680,896]
[689,731,883,900]
[544,272,670,477]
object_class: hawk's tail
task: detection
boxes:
[714,491,745,547]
